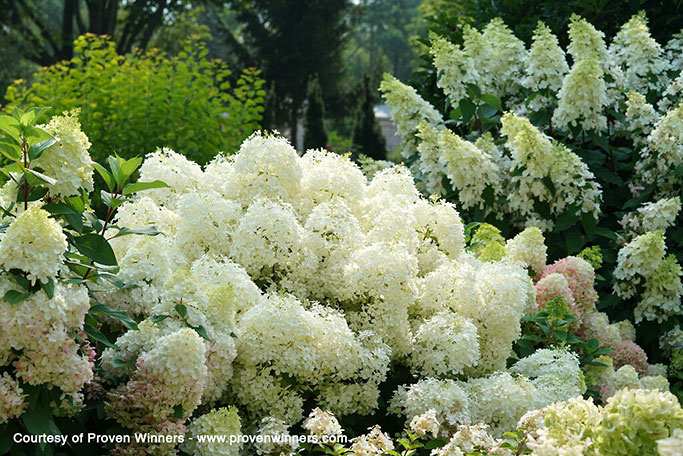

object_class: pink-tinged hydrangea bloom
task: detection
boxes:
[610,340,649,374]
[577,312,621,349]
[534,273,580,318]
[541,256,598,314]
[0,372,26,423]
[106,328,207,438]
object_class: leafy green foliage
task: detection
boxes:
[516,297,613,394]
[3,34,265,165]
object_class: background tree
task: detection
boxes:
[303,74,328,150]
[0,0,194,66]
[346,0,423,82]
[352,75,386,160]
[222,0,351,143]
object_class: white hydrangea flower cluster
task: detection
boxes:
[430,36,478,104]
[0,279,92,393]
[350,425,394,456]
[105,326,208,435]
[528,389,683,456]
[658,428,683,456]
[522,22,569,110]
[36,110,94,197]
[0,205,67,284]
[501,113,602,228]
[566,14,608,63]
[255,417,299,455]
[379,74,443,160]
[595,362,670,402]
[430,18,528,103]
[525,395,602,455]
[434,424,511,456]
[505,227,547,277]
[417,122,503,210]
[392,351,583,437]
[390,378,471,436]
[137,328,208,403]
[0,372,26,424]
[620,197,681,235]
[509,349,585,405]
[416,259,533,375]
[613,230,682,322]
[666,31,683,72]
[303,408,343,438]
[553,54,608,132]
[660,70,683,112]
[137,146,204,207]
[636,197,681,232]
[409,409,440,437]
[636,102,683,197]
[181,407,242,456]
[409,311,480,377]
[625,91,659,143]
[607,12,668,93]
[637,254,683,323]
[462,19,528,98]
[231,294,390,422]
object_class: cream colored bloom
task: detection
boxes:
[0,205,67,283]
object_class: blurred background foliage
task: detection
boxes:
[3,34,265,165]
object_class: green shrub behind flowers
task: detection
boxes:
[3,34,266,166]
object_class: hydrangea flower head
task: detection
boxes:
[541,256,598,314]
[182,407,242,456]
[505,226,547,276]
[636,254,682,323]
[553,54,608,132]
[380,74,443,160]
[36,109,94,197]
[430,36,477,103]
[303,408,343,438]
[0,372,26,423]
[350,425,394,456]
[0,205,67,283]
[595,389,683,455]
[523,21,568,109]
[409,409,440,437]
[608,12,668,93]
[567,14,608,63]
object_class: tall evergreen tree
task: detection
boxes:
[352,75,386,160]
[303,74,328,150]
[225,0,351,143]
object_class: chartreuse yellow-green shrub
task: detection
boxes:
[3,34,265,165]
